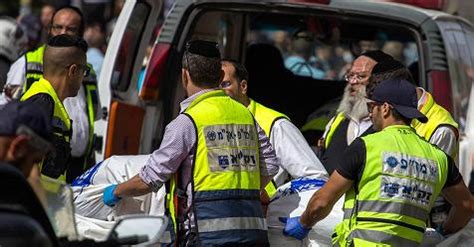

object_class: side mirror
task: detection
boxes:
[107,215,168,245]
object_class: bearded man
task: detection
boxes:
[317,50,393,174]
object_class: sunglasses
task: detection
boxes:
[66,64,90,77]
[366,101,384,113]
[220,80,232,89]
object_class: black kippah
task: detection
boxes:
[186,40,220,58]
[359,50,393,63]
[47,34,88,53]
[372,58,405,75]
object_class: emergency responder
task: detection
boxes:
[102,40,279,246]
[317,50,395,174]
[1,6,100,182]
[220,59,328,202]
[368,58,458,158]
[367,58,459,230]
[20,34,88,181]
[0,16,27,88]
[281,79,474,245]
[0,100,52,179]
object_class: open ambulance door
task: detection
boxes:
[94,0,162,162]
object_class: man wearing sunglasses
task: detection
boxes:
[282,78,473,246]
[367,58,459,232]
[20,34,88,182]
[2,6,101,183]
[102,40,279,246]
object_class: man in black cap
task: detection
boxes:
[317,50,394,174]
[281,79,474,246]
[102,40,279,246]
[0,101,52,179]
[368,58,458,160]
[368,58,460,230]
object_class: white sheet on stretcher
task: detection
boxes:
[71,155,165,241]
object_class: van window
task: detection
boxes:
[111,2,151,92]
[185,8,419,143]
[191,11,245,59]
[247,14,418,81]
[436,19,474,132]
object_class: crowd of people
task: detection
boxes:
[0,1,123,83]
[248,28,419,83]
[0,1,473,247]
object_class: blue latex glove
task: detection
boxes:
[103,184,121,207]
[279,216,310,240]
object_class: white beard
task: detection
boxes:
[337,84,369,121]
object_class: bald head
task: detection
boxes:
[50,6,85,37]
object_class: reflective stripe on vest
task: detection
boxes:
[247,99,289,198]
[26,61,43,73]
[324,112,345,148]
[197,217,267,232]
[356,200,429,221]
[412,91,459,146]
[335,125,449,246]
[349,229,419,247]
[24,45,45,91]
[82,69,98,169]
[167,90,266,245]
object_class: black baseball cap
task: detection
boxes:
[369,79,428,123]
[0,101,53,151]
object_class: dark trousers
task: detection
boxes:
[66,153,95,183]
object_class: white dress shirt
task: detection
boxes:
[346,116,372,145]
[269,118,329,186]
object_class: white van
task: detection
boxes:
[96,0,474,186]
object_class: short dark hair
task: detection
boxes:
[51,6,85,37]
[367,65,415,98]
[222,59,248,82]
[47,34,88,52]
[181,40,221,87]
